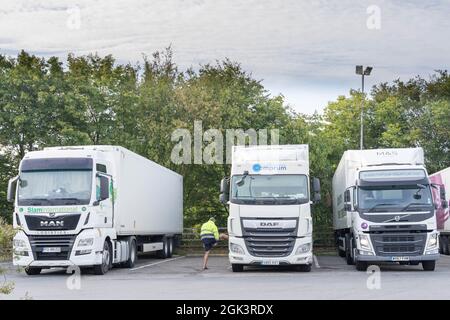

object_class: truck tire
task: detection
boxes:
[296,264,312,272]
[231,264,244,272]
[355,260,368,271]
[345,234,354,265]
[25,267,42,275]
[156,237,170,259]
[123,239,137,268]
[422,260,436,271]
[167,238,173,258]
[94,240,112,275]
[441,236,449,255]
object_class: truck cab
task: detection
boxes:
[220,145,320,272]
[333,148,440,271]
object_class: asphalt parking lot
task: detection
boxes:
[2,254,450,300]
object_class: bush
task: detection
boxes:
[0,218,15,262]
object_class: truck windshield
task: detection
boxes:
[18,158,93,206]
[230,174,308,205]
[358,184,433,212]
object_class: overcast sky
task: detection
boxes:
[1,0,449,114]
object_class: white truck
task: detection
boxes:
[220,145,321,272]
[430,167,450,255]
[332,148,440,271]
[7,145,183,275]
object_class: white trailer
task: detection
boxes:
[430,167,450,255]
[332,148,439,271]
[8,145,183,275]
[219,145,321,272]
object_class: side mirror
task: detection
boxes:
[312,177,321,203]
[96,175,109,203]
[7,176,19,202]
[220,178,229,194]
[443,200,449,209]
[219,193,229,204]
[344,203,352,211]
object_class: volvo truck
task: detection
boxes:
[332,148,440,271]
[430,167,450,255]
[7,145,183,275]
[220,145,321,272]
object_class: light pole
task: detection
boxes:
[355,65,372,150]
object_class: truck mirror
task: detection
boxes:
[98,176,109,201]
[7,176,19,202]
[443,200,449,209]
[313,192,321,203]
[220,178,229,194]
[439,187,446,201]
[344,203,352,211]
[219,193,229,204]
[312,177,321,193]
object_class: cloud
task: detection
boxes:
[0,0,449,113]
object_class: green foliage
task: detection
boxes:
[0,218,16,294]
[0,49,448,229]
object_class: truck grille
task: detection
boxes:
[25,214,81,231]
[29,235,76,261]
[242,220,297,257]
[370,233,426,256]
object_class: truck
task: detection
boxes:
[7,145,183,275]
[332,147,440,271]
[429,167,450,255]
[219,145,321,272]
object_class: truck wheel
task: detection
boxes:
[422,260,436,271]
[167,238,173,258]
[25,267,42,275]
[442,236,450,255]
[156,237,170,259]
[296,264,312,272]
[355,260,368,271]
[231,264,244,272]
[345,234,354,265]
[94,241,112,275]
[123,239,137,268]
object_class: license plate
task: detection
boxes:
[43,247,61,253]
[261,260,280,265]
[391,256,409,262]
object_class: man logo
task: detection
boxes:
[49,213,56,218]
[40,220,64,227]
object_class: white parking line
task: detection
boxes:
[130,256,185,271]
[313,255,321,268]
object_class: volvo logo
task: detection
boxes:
[394,216,400,222]
[40,220,64,227]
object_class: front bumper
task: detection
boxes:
[356,253,440,262]
[13,229,104,268]
[228,236,313,266]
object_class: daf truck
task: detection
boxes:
[430,167,450,255]
[219,145,321,272]
[332,148,440,271]
[7,145,183,275]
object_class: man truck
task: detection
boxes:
[430,167,450,255]
[219,145,321,272]
[332,148,440,271]
[7,145,183,275]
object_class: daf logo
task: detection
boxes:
[260,222,279,227]
[40,221,64,227]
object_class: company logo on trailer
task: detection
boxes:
[251,163,287,173]
[376,151,398,156]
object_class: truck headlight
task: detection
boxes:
[427,233,438,249]
[13,239,27,248]
[230,243,244,255]
[78,238,94,247]
[358,234,371,250]
[296,243,311,255]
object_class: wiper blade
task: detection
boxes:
[368,203,396,212]
[401,202,430,212]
